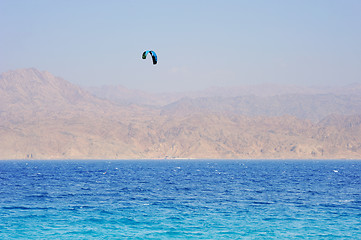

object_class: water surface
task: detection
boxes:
[0,160,360,239]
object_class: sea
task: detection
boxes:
[0,160,360,239]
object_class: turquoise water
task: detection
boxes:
[0,160,361,239]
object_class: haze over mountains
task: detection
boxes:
[1,68,361,159]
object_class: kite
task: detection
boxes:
[142,50,157,65]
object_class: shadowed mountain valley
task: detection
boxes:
[1,68,361,159]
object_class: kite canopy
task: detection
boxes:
[142,50,157,65]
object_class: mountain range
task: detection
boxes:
[1,68,360,159]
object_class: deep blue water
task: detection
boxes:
[0,160,361,239]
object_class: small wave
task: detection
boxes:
[99,209,114,215]
[66,205,95,211]
[319,203,343,208]
[252,201,274,205]
[3,206,31,210]
[25,193,51,199]
[2,206,53,210]
[118,217,139,225]
[86,217,107,224]
[338,199,355,203]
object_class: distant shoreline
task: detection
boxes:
[1,158,360,161]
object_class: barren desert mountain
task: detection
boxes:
[0,68,153,122]
[160,94,361,122]
[86,85,183,106]
[89,82,361,122]
[0,68,360,159]
[88,81,361,105]
[0,68,96,110]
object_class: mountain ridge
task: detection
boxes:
[1,68,360,159]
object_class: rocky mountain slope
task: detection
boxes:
[1,68,360,159]
[88,82,361,122]
[160,94,361,122]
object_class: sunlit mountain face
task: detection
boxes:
[1,69,361,160]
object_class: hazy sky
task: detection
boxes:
[1,0,360,92]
